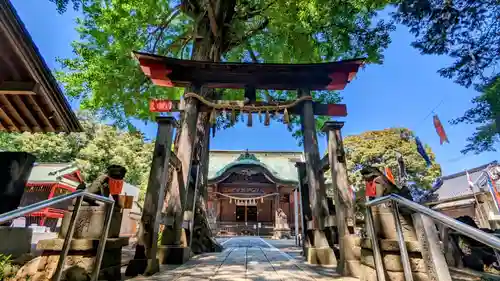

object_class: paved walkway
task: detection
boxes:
[132,237,357,281]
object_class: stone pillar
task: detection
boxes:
[127,117,176,276]
[361,205,427,281]
[322,121,355,274]
[298,89,336,265]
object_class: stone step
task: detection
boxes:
[359,264,429,281]
[344,236,422,253]
[360,248,425,273]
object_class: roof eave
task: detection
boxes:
[1,1,82,132]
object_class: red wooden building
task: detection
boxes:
[19,163,81,230]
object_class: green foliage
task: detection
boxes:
[0,254,15,280]
[393,0,500,153]
[342,128,441,189]
[451,76,500,154]
[52,0,394,142]
[0,112,153,197]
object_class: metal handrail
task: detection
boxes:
[365,194,500,281]
[0,190,115,281]
[366,194,500,250]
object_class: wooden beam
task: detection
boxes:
[25,95,55,132]
[32,95,62,131]
[134,52,364,91]
[0,95,30,131]
[10,95,42,132]
[0,81,38,95]
[149,99,347,117]
[0,106,18,132]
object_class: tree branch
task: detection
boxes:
[236,2,275,21]
[245,43,273,102]
[226,17,269,51]
[204,0,219,37]
[180,35,194,59]
[149,7,182,53]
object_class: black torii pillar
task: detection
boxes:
[298,89,336,265]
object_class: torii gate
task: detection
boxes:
[127,52,362,276]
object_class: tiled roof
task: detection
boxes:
[433,198,476,210]
[208,150,303,183]
[435,161,498,201]
[28,163,80,187]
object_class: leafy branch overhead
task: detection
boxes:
[393,0,500,154]
[341,128,441,189]
[50,0,394,139]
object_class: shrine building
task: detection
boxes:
[206,150,304,236]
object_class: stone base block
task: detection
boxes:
[22,238,129,281]
[360,264,429,281]
[345,259,362,278]
[361,248,426,273]
[158,246,190,265]
[272,229,291,240]
[371,205,417,240]
[0,227,32,258]
[14,247,124,281]
[360,238,422,253]
[59,206,123,239]
[305,246,336,266]
[36,237,129,251]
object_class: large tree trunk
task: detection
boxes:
[161,9,225,251]
[190,112,222,253]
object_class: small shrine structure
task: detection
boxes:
[207,150,301,237]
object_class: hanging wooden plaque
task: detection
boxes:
[149,99,173,112]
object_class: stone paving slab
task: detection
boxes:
[130,237,358,281]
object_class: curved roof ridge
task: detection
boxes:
[209,151,297,185]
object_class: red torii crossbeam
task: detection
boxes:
[134,52,364,91]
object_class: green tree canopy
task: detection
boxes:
[49,0,394,140]
[342,128,441,189]
[0,112,154,198]
[393,0,499,154]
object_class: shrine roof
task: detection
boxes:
[133,51,364,90]
[208,150,302,185]
[0,1,82,132]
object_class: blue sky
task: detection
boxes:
[11,0,498,175]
